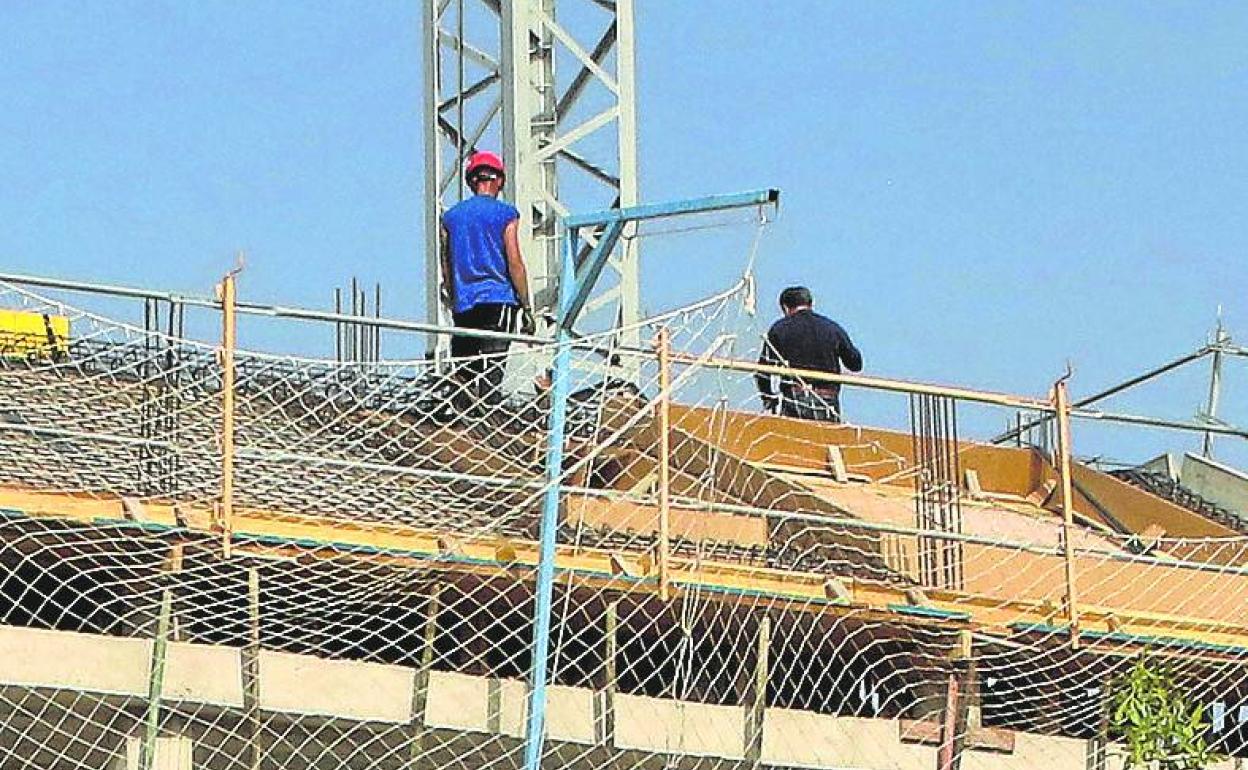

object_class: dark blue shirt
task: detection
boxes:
[756,309,862,396]
[442,194,521,314]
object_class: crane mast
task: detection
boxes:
[423,0,640,345]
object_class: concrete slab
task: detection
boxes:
[113,735,193,770]
[425,670,489,733]
[763,709,934,769]
[259,650,413,723]
[961,731,1085,770]
[546,685,595,744]
[615,693,745,759]
[495,676,527,738]
[1182,452,1248,520]
[0,626,148,697]
[165,643,243,708]
[4,623,1236,770]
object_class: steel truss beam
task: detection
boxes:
[424,0,640,349]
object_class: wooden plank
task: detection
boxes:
[657,326,672,601]
[564,494,767,546]
[899,719,1015,754]
[827,446,849,483]
[7,485,1248,649]
[1054,379,1080,648]
[937,669,960,770]
[1071,462,1240,540]
[963,469,983,499]
[217,267,238,558]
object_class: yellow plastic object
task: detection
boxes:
[0,310,69,359]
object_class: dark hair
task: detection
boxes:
[468,168,504,190]
[779,286,813,309]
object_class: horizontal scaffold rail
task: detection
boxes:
[674,352,1248,439]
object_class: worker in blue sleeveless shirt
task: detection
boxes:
[440,150,534,402]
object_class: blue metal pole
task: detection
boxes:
[563,188,779,228]
[558,219,626,331]
[521,186,779,769]
[523,225,579,770]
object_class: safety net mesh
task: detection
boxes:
[1,268,1247,770]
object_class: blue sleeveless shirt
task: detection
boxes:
[442,194,521,314]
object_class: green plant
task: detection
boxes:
[1106,654,1218,769]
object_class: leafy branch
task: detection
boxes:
[1106,654,1219,769]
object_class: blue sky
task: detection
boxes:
[3,2,1246,464]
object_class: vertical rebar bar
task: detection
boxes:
[350,277,359,363]
[358,286,368,363]
[334,288,343,362]
[911,393,963,589]
[375,282,382,363]
[167,301,183,497]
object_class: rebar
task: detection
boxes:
[910,393,964,589]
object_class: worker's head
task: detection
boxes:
[779,286,813,316]
[465,151,506,196]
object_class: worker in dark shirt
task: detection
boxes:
[755,286,862,423]
[441,150,535,403]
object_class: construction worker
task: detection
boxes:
[440,150,535,403]
[755,286,862,423]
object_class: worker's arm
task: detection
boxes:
[503,219,535,335]
[837,325,863,372]
[755,331,780,412]
[503,219,530,308]
[440,225,453,310]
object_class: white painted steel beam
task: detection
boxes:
[424,0,641,353]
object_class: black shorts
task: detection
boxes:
[451,303,517,358]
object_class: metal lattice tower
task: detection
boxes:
[422,0,639,343]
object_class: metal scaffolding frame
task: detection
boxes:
[423,0,640,348]
[524,188,779,770]
[993,327,1248,450]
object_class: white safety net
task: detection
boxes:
[0,267,1246,770]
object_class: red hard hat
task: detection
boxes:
[465,150,505,179]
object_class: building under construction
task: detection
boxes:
[3,251,1248,770]
[4,3,1248,770]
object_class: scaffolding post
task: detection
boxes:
[1202,317,1229,458]
[936,667,960,770]
[140,544,181,770]
[522,226,579,770]
[409,582,443,766]
[745,613,771,767]
[656,326,672,601]
[1054,376,1080,648]
[936,630,976,770]
[216,261,240,558]
[595,599,619,747]
[244,567,262,770]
